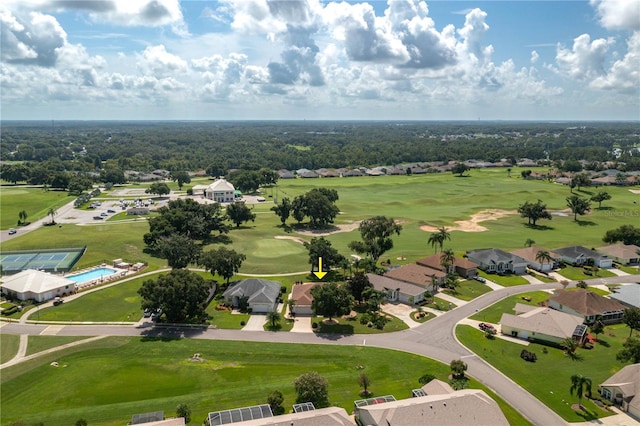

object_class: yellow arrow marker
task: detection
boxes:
[313,257,328,280]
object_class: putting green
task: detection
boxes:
[250,238,304,258]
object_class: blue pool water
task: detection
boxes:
[66,267,117,283]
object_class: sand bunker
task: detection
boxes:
[629,189,640,194]
[295,221,362,237]
[274,235,307,244]
[420,209,517,233]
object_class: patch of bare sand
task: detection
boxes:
[274,235,307,244]
[420,209,517,233]
[295,221,362,237]
[629,189,640,194]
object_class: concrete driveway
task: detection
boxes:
[290,316,313,333]
[241,314,266,331]
[381,302,421,328]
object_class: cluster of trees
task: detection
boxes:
[228,169,278,193]
[603,225,640,246]
[272,188,340,229]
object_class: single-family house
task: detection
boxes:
[499,303,586,344]
[554,245,613,268]
[510,246,561,272]
[416,254,479,278]
[205,179,236,203]
[599,363,640,419]
[299,171,319,178]
[344,169,364,177]
[548,289,626,324]
[610,284,640,308]
[191,184,209,196]
[1,269,76,302]
[319,170,339,178]
[366,273,427,304]
[290,282,323,316]
[465,249,528,275]
[383,264,446,288]
[355,388,509,426]
[222,279,281,313]
[597,244,640,266]
[207,405,353,426]
[277,169,295,179]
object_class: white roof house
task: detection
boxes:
[205,179,236,203]
[600,363,640,418]
[1,269,76,302]
[499,303,585,344]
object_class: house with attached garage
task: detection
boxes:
[384,263,446,289]
[609,284,640,309]
[416,254,479,278]
[499,303,586,345]
[465,249,528,275]
[289,282,323,316]
[222,279,281,313]
[548,289,626,324]
[510,246,561,272]
[599,363,640,419]
[597,244,640,266]
[366,273,427,304]
[553,245,613,268]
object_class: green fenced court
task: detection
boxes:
[0,247,85,275]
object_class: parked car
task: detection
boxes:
[474,276,486,283]
[100,212,108,217]
[479,322,496,333]
[151,308,162,321]
[107,209,116,213]
[8,228,17,235]
[143,308,152,318]
[93,216,104,220]
[53,297,63,306]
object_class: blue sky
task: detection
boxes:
[1,0,638,120]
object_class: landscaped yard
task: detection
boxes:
[470,291,551,324]
[443,280,493,301]
[478,271,529,286]
[555,265,616,281]
[314,308,408,334]
[0,337,530,426]
[1,334,20,364]
[456,323,637,422]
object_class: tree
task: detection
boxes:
[226,202,256,228]
[590,320,604,341]
[228,170,261,193]
[304,237,345,276]
[291,195,306,223]
[170,171,191,190]
[576,280,588,289]
[616,337,640,363]
[517,199,552,226]
[138,269,210,323]
[67,176,93,196]
[300,188,340,228]
[267,390,285,415]
[358,373,371,396]
[75,419,88,426]
[603,225,640,246]
[535,250,554,269]
[198,247,246,284]
[591,191,611,209]
[521,170,532,179]
[347,272,372,303]
[294,372,329,408]
[47,208,57,225]
[146,182,170,197]
[310,282,353,321]
[427,226,450,253]
[271,197,292,226]
[561,337,579,356]
[348,216,402,265]
[100,167,126,185]
[362,286,387,313]
[450,359,467,379]
[440,249,455,273]
[623,307,640,338]
[153,234,202,269]
[266,310,281,328]
[569,374,592,408]
[524,238,536,247]
[571,173,591,191]
[566,195,591,221]
[18,210,28,225]
[176,403,191,423]
[451,162,470,177]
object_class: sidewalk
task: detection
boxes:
[436,292,468,307]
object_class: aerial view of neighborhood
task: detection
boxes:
[1,1,639,426]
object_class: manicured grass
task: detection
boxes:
[527,271,557,283]
[457,324,636,422]
[423,296,457,311]
[555,265,616,281]
[411,311,436,323]
[314,310,408,334]
[26,336,90,356]
[470,291,551,324]
[479,271,529,286]
[443,280,492,301]
[565,286,610,296]
[0,187,73,230]
[205,300,249,330]
[1,333,20,364]
[614,264,640,275]
[0,337,529,426]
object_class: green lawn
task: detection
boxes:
[479,271,529,286]
[527,271,557,283]
[411,311,436,323]
[0,333,20,364]
[555,265,616,281]
[614,264,640,275]
[443,280,493,301]
[457,324,636,422]
[205,300,249,330]
[0,336,530,426]
[470,291,551,324]
[25,336,90,356]
[0,187,73,230]
[422,296,457,311]
[314,309,408,334]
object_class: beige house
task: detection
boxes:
[384,263,445,288]
[355,387,509,426]
[1,269,76,302]
[416,254,479,278]
[599,363,640,419]
[597,244,640,266]
[205,179,236,203]
[499,303,586,344]
[548,289,626,324]
[366,273,426,304]
[290,282,323,316]
[510,246,561,272]
[222,406,353,426]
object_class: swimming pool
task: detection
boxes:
[66,267,118,284]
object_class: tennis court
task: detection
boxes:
[0,247,86,275]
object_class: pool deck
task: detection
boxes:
[64,266,131,290]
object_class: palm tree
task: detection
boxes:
[427,231,442,253]
[569,374,592,408]
[266,310,281,328]
[535,250,554,270]
[562,337,579,356]
[440,249,455,274]
[430,274,439,293]
[428,226,451,253]
[47,208,57,225]
[524,238,535,247]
